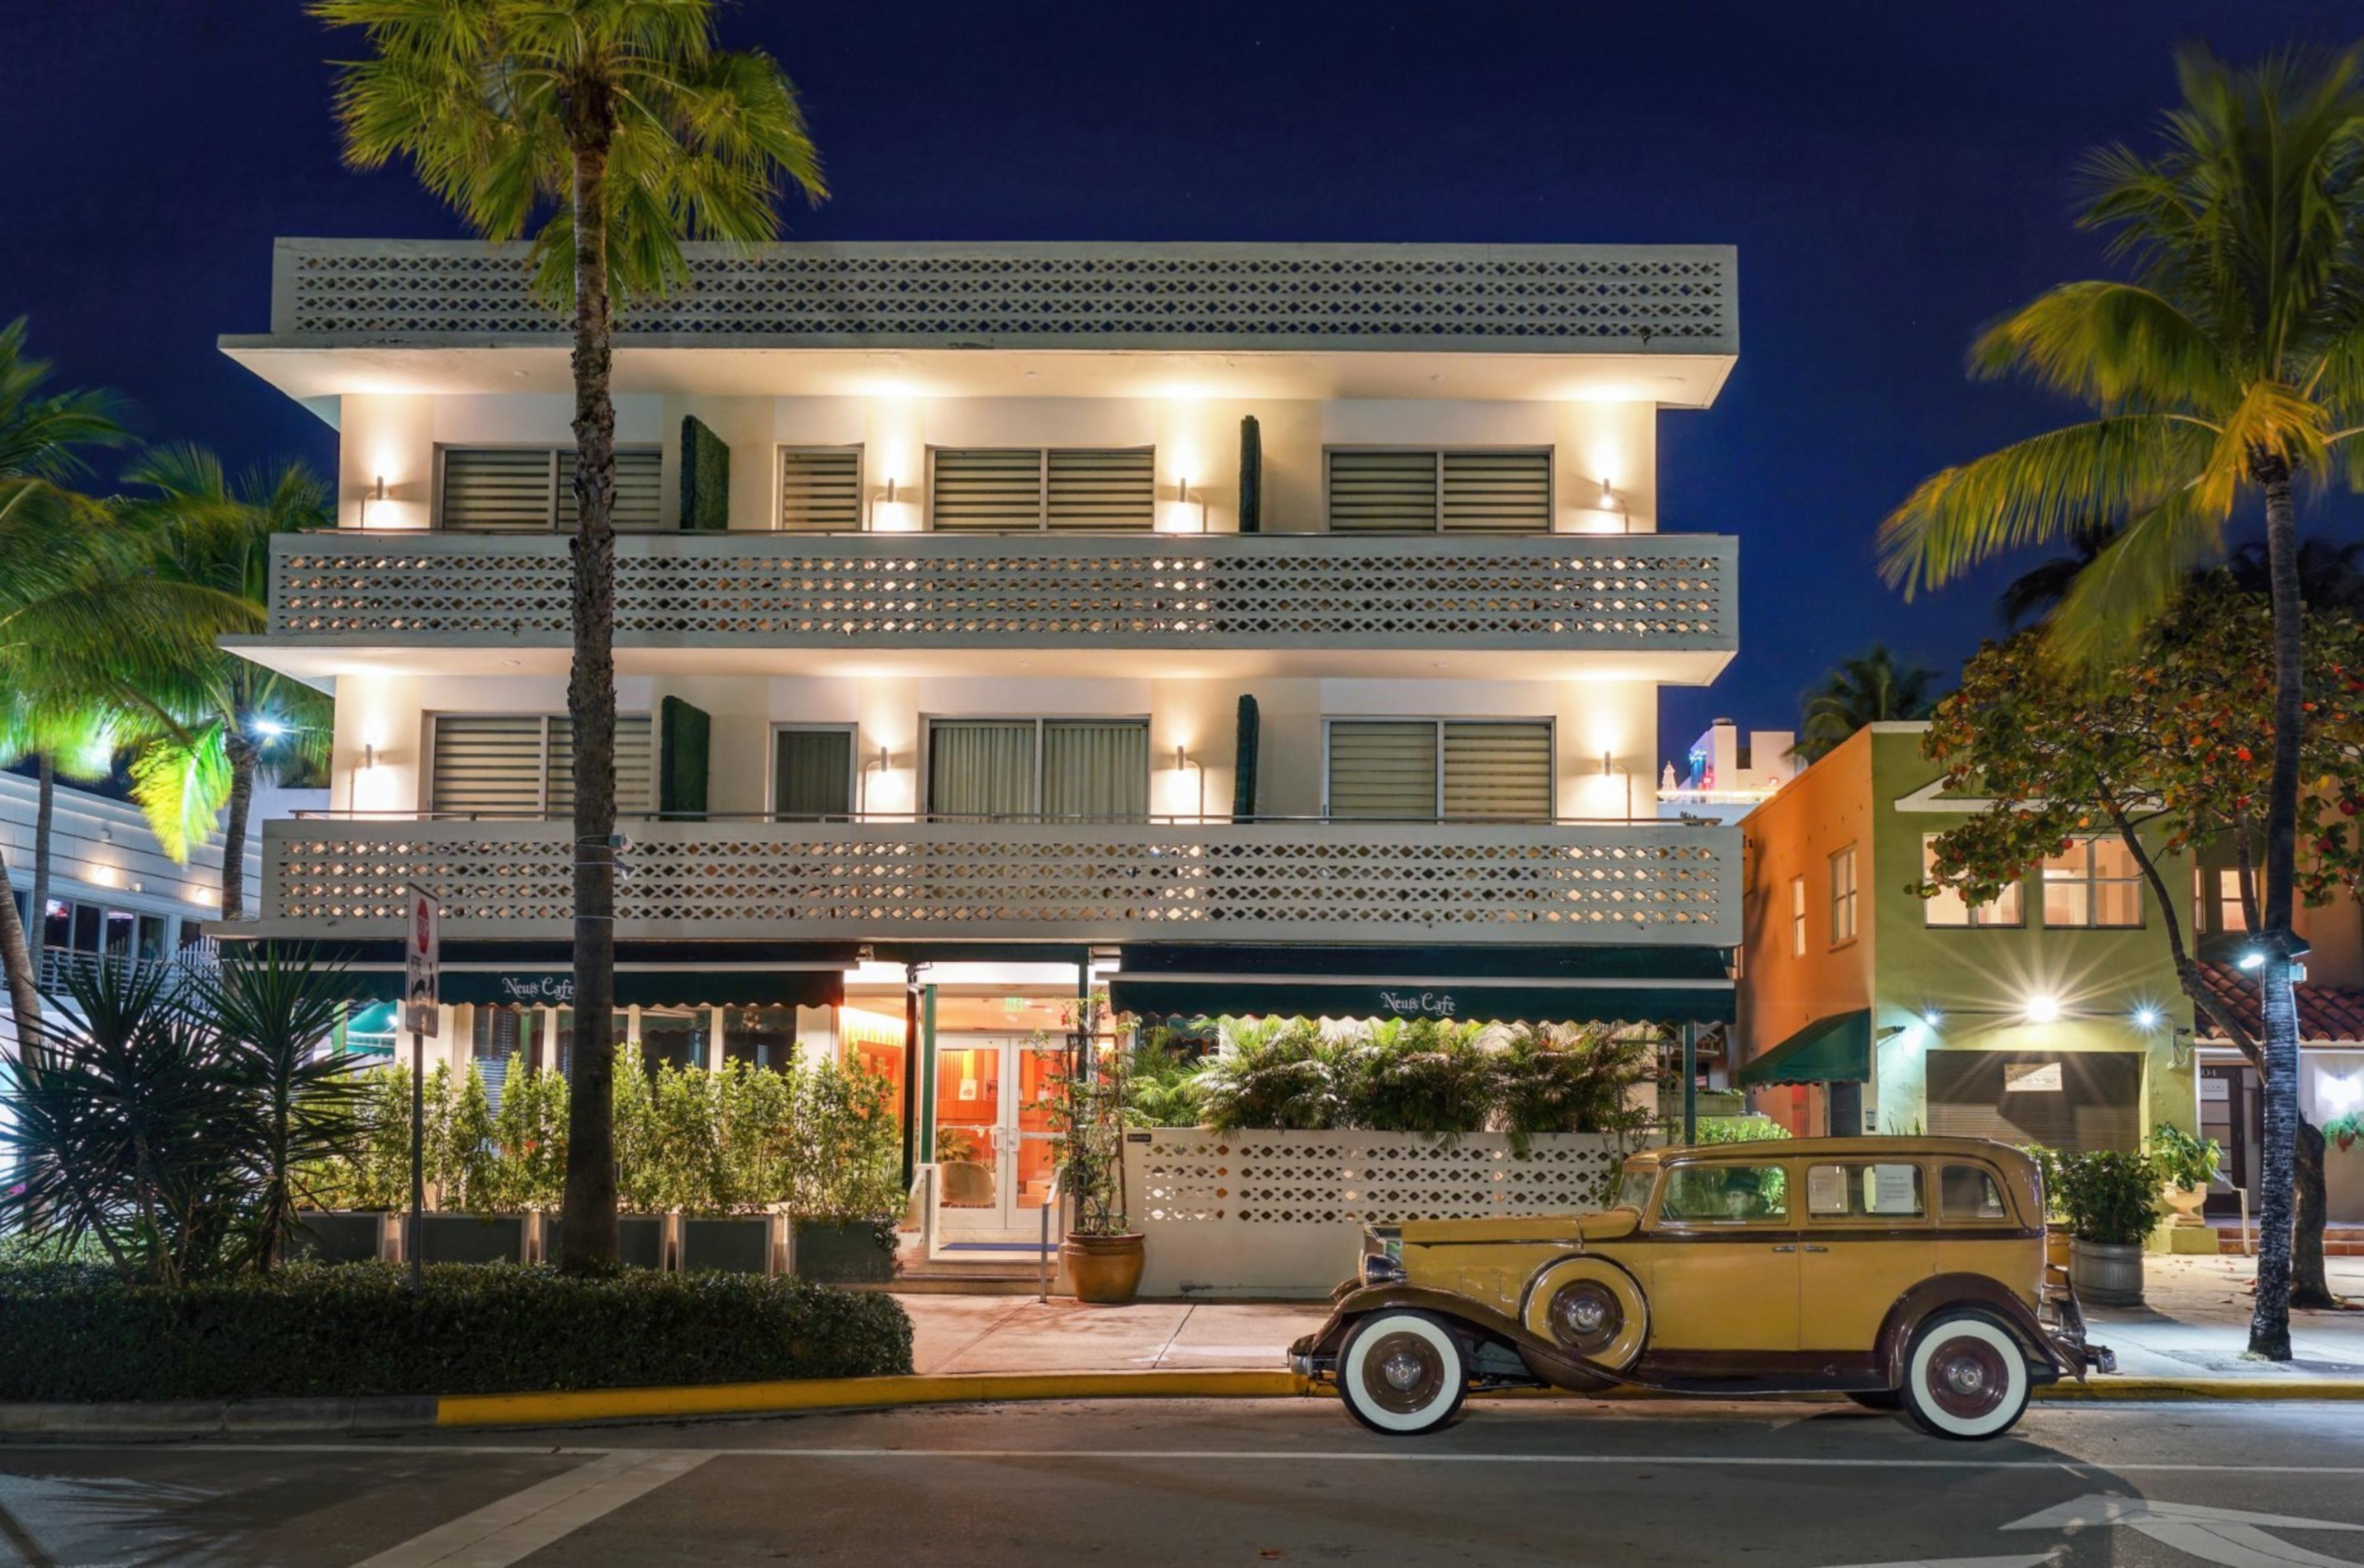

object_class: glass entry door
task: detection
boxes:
[934,1034,1061,1233]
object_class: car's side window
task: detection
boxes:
[1657,1164,1790,1224]
[1939,1164,2011,1222]
[1804,1163,1926,1220]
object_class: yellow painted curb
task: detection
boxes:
[436,1369,1307,1428]
[2035,1378,2364,1402]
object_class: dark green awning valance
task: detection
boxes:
[333,966,845,1011]
[1738,1008,1872,1086]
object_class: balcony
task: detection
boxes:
[253,814,1740,949]
[238,529,1736,681]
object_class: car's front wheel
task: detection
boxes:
[1898,1312,2031,1440]
[1338,1310,1470,1436]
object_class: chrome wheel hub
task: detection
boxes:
[1382,1351,1426,1392]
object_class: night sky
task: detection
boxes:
[6,1,2358,767]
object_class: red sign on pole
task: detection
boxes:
[403,886,440,1037]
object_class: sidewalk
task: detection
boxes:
[895,1252,2364,1382]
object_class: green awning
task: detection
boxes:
[328,966,845,1009]
[1738,1008,1872,1086]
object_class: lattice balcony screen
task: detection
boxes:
[776,447,862,533]
[267,532,1734,654]
[439,447,661,532]
[259,817,1738,945]
[1327,449,1551,534]
[270,240,1738,352]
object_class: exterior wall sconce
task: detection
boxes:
[1178,478,1208,531]
[861,745,892,816]
[1590,476,1629,535]
[359,475,387,530]
[868,477,906,531]
[1174,745,1206,820]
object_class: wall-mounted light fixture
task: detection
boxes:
[868,478,915,531]
[861,745,892,816]
[2131,1005,2164,1033]
[1177,477,1209,532]
[1173,745,1206,822]
[359,475,387,530]
[2024,994,2062,1025]
[1921,1008,1944,1030]
[1592,476,1630,534]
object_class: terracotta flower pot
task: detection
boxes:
[1062,1232,1146,1304]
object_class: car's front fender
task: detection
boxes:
[1287,1283,1628,1394]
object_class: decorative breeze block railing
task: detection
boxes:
[1123,1128,1628,1298]
[266,531,1734,653]
[261,818,1739,946]
[270,239,1736,352]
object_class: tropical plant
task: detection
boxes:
[316,0,827,1271]
[113,446,335,918]
[2327,1110,2364,1153]
[1996,520,2121,629]
[1349,1018,1496,1137]
[1121,1027,1210,1129]
[1493,1022,1661,1154]
[2050,1149,2168,1247]
[1792,644,1938,763]
[1690,1114,1793,1145]
[489,1054,570,1211]
[2148,1122,2222,1193]
[1879,46,2364,1358]
[1196,1017,1351,1132]
[790,1059,902,1223]
[1037,1022,1131,1238]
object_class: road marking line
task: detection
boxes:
[351,1449,711,1568]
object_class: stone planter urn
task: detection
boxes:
[2160,1181,2209,1225]
[2070,1237,2145,1307]
[1063,1231,1146,1304]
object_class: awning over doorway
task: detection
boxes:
[1737,1008,1872,1087]
[223,940,862,1012]
[1107,944,1734,1027]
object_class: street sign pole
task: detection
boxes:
[402,887,440,1291]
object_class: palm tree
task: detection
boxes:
[1878,47,2364,1356]
[1791,645,1939,764]
[0,704,120,987]
[116,447,335,921]
[314,0,826,1270]
[1995,521,2120,628]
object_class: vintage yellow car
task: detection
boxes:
[1288,1135,2110,1440]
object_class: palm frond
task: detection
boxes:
[1970,281,2236,413]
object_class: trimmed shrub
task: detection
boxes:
[0,1261,914,1403]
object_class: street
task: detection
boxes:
[3,1398,2363,1566]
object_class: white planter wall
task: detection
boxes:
[1123,1128,1625,1300]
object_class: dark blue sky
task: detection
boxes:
[5,1,2356,766]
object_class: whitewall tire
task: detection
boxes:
[1899,1313,2031,1440]
[1339,1311,1470,1436]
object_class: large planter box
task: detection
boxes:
[683,1216,774,1275]
[543,1215,668,1270]
[420,1213,528,1265]
[793,1219,898,1283]
[2070,1237,2146,1306]
[292,1211,386,1265]
[1124,1127,1626,1299]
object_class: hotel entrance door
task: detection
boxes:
[933,1034,1060,1235]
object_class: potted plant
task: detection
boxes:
[2147,1122,2220,1229]
[1044,1014,1145,1304]
[788,1061,903,1283]
[2052,1148,2165,1306]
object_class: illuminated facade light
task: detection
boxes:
[2024,995,2061,1024]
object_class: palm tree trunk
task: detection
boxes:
[2248,468,2304,1360]
[30,753,54,981]
[222,735,258,923]
[0,839,39,1042]
[556,82,621,1273]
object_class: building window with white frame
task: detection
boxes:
[2214,866,2252,934]
[437,446,663,532]
[773,726,856,819]
[1324,447,1553,533]
[1829,843,1859,946]
[427,713,654,816]
[924,718,1150,820]
[1922,834,2023,927]
[1790,876,1807,957]
[927,447,1154,533]
[2041,836,2144,928]
[1324,719,1553,822]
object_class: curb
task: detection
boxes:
[7,1372,2364,1439]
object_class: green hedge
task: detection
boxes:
[0,1261,914,1403]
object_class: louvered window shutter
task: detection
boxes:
[778,447,862,533]
[430,715,548,814]
[557,449,663,531]
[1046,449,1154,532]
[548,714,655,815]
[1441,722,1553,820]
[930,449,1045,531]
[1327,722,1441,820]
[440,449,557,532]
[1440,451,1551,533]
[1327,450,1440,533]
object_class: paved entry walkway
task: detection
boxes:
[895,1252,2364,1379]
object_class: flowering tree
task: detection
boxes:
[1918,587,2364,1304]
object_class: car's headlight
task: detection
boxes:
[1362,1252,1405,1286]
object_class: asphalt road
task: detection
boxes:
[3,1398,2363,1567]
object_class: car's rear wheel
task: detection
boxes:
[1899,1313,2031,1440]
[1338,1310,1470,1436]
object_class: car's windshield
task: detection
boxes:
[1611,1164,1657,1212]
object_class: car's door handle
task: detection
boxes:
[1801,1244,1830,1254]
[1770,1244,1797,1253]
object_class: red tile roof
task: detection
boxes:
[2196,960,2364,1044]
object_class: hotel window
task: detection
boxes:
[1829,845,1859,946]
[1790,876,1807,956]
[2041,836,2143,928]
[777,446,863,533]
[926,719,1150,820]
[427,713,654,816]
[437,446,664,532]
[1922,835,2022,927]
[927,447,1154,533]
[471,1005,543,1065]
[774,727,856,819]
[1324,448,1553,533]
[2215,868,2252,934]
[1324,720,1554,822]
[723,1007,798,1070]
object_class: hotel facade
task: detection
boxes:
[219,239,1742,1239]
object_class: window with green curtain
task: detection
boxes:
[774,728,854,819]
[1043,721,1149,819]
[928,721,1038,818]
